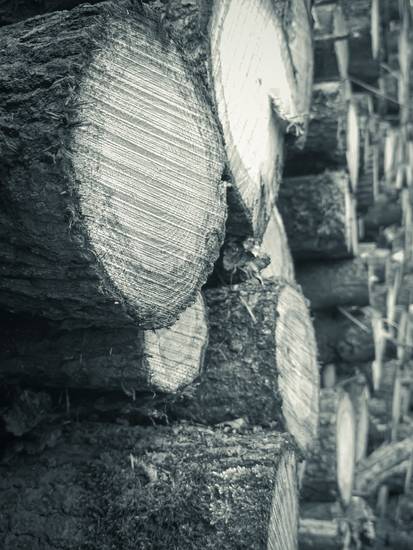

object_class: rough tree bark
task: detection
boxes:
[295,257,369,310]
[314,308,375,365]
[301,388,356,506]
[167,279,319,454]
[0,1,227,329]
[0,293,208,393]
[285,82,360,190]
[278,171,358,261]
[0,421,300,550]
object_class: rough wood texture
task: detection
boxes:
[295,257,369,310]
[167,279,319,454]
[278,171,358,261]
[0,1,226,329]
[0,421,299,550]
[301,388,356,506]
[356,437,413,497]
[0,294,207,393]
[314,308,375,365]
[260,206,295,283]
[285,83,359,187]
[363,195,402,239]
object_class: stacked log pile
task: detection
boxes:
[0,1,412,549]
[290,1,413,548]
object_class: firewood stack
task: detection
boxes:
[291,1,413,548]
[0,1,323,548]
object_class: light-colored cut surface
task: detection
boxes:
[337,392,356,505]
[267,451,298,550]
[346,100,360,191]
[144,293,207,392]
[210,0,301,234]
[261,206,295,283]
[276,285,319,452]
[72,17,225,327]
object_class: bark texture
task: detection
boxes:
[167,279,319,454]
[301,388,356,506]
[314,308,375,365]
[296,257,369,310]
[278,171,358,261]
[0,1,226,329]
[0,421,299,550]
[0,293,207,393]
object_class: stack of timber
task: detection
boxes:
[0,1,323,548]
[294,2,413,546]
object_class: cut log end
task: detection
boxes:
[267,451,299,550]
[72,11,225,328]
[275,284,320,452]
[143,293,207,393]
[336,392,356,504]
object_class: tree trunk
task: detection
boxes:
[363,196,402,239]
[314,308,375,365]
[356,437,413,497]
[0,421,299,550]
[158,0,313,239]
[0,1,227,329]
[301,388,356,506]
[167,279,319,454]
[285,82,360,190]
[278,171,358,261]
[295,257,369,310]
[0,293,207,394]
[341,0,381,83]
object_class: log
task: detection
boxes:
[301,388,356,506]
[313,2,349,83]
[298,518,351,550]
[0,1,227,329]
[260,205,295,283]
[314,307,374,365]
[285,82,360,190]
[295,257,369,310]
[278,171,358,261]
[343,378,370,463]
[363,195,402,239]
[356,437,413,497]
[0,293,207,393]
[167,279,319,454]
[341,0,382,82]
[0,421,299,550]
